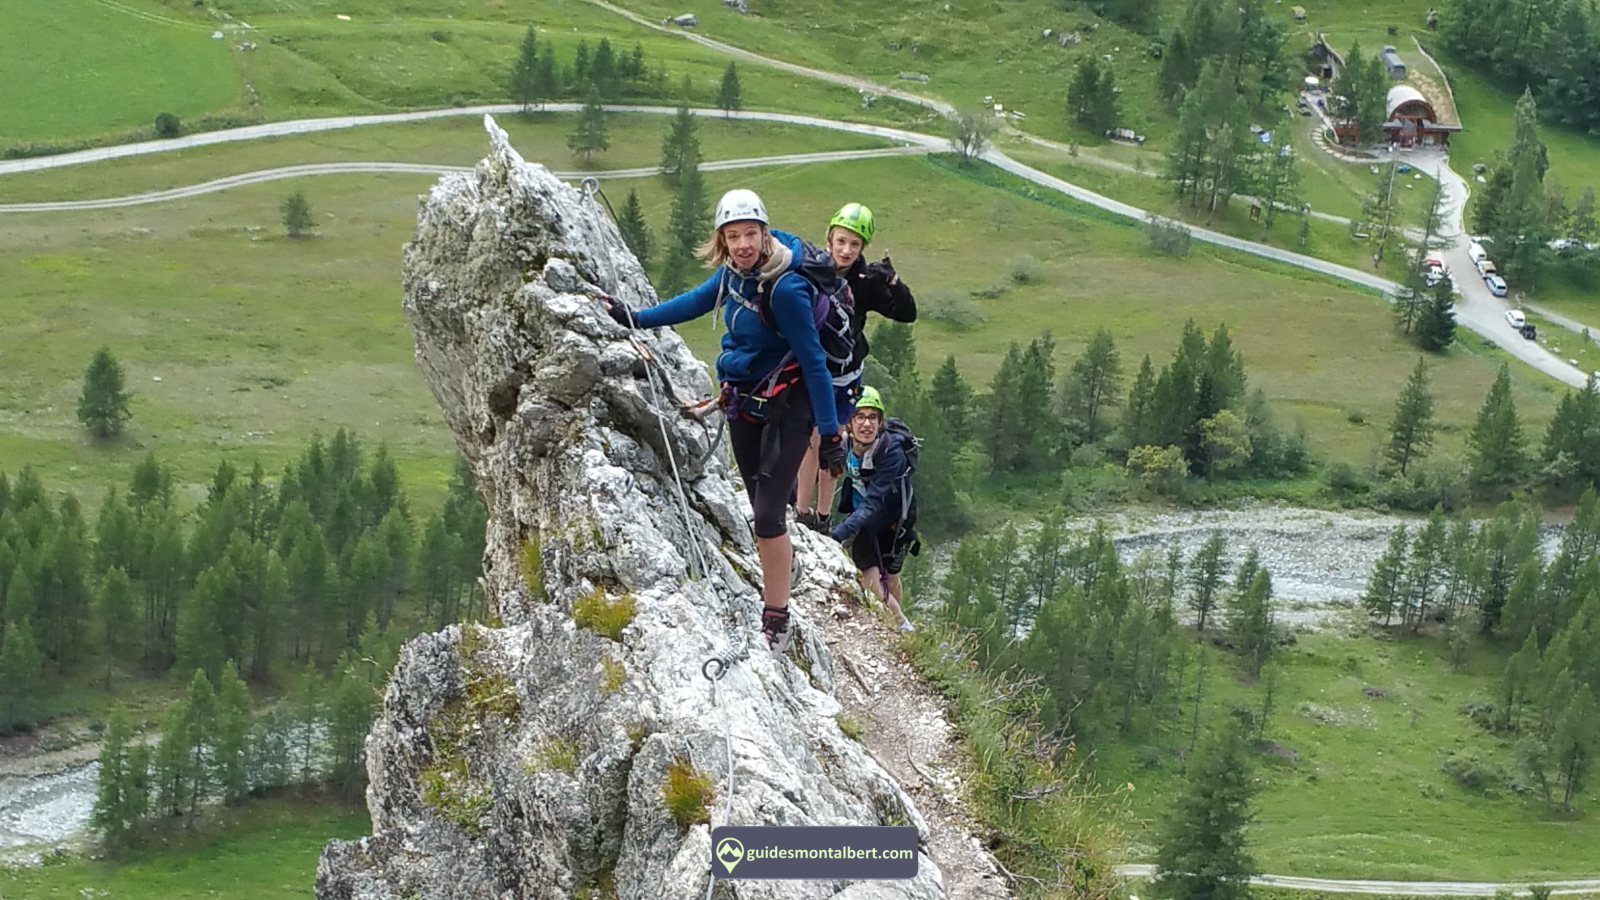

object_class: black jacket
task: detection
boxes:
[842,256,917,374]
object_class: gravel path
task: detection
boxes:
[1115,865,1600,896]
[0,146,925,213]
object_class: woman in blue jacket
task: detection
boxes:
[607,189,846,655]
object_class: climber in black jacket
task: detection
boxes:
[794,203,917,532]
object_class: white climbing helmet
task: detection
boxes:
[713,189,768,230]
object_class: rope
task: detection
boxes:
[580,175,713,582]
[701,643,748,900]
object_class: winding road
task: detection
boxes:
[3,100,1587,389]
[1113,865,1600,896]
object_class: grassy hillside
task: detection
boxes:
[0,796,367,900]
[0,121,1565,511]
[1101,627,1600,881]
[0,0,924,151]
[0,0,240,143]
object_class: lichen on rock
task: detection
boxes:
[314,116,945,899]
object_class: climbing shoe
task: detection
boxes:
[762,605,794,656]
[898,619,916,634]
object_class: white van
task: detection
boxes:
[1468,242,1487,263]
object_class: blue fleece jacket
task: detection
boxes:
[632,229,839,436]
[831,434,909,542]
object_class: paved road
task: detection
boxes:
[0,147,925,213]
[1114,865,1600,896]
[1406,154,1591,387]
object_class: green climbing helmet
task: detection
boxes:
[829,202,875,244]
[855,385,885,416]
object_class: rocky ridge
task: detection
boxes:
[313,116,955,899]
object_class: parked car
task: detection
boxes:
[1521,324,1538,340]
[1487,275,1509,297]
[1467,242,1488,263]
[1477,259,1498,277]
[1505,309,1526,328]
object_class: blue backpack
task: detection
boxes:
[755,239,857,384]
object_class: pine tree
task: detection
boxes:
[178,668,215,820]
[281,190,315,237]
[1414,278,1458,352]
[1061,328,1122,444]
[616,189,656,266]
[1122,354,1158,448]
[590,38,619,99]
[1469,364,1527,490]
[534,43,559,105]
[928,355,974,447]
[659,163,709,295]
[0,617,42,732]
[76,347,133,439]
[508,26,540,110]
[290,662,326,784]
[91,705,137,849]
[870,320,921,387]
[1070,58,1117,133]
[1153,724,1258,900]
[97,566,138,688]
[1230,569,1275,677]
[1401,511,1448,631]
[214,661,252,804]
[716,62,742,116]
[659,83,702,186]
[327,657,376,794]
[1363,525,1409,626]
[1385,358,1437,476]
[984,344,1029,474]
[1188,530,1227,634]
[567,87,610,162]
[1552,683,1597,809]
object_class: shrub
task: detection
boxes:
[1125,444,1188,493]
[920,287,985,327]
[154,112,181,138]
[1439,749,1505,791]
[1146,215,1192,257]
[572,588,637,641]
[599,657,626,695]
[531,736,579,775]
[1008,253,1045,284]
[663,757,714,828]
[1325,461,1370,496]
[281,190,315,237]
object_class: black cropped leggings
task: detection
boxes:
[728,380,815,539]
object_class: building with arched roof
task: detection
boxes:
[1383,85,1460,147]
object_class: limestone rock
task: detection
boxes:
[314,116,944,900]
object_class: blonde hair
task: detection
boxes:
[697,223,768,270]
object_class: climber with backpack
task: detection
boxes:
[795,202,918,533]
[603,189,854,655]
[829,386,920,633]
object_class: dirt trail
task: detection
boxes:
[822,599,1012,899]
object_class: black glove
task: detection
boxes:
[819,432,847,477]
[866,254,898,285]
[606,299,638,329]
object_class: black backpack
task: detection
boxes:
[756,239,857,381]
[878,417,920,524]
